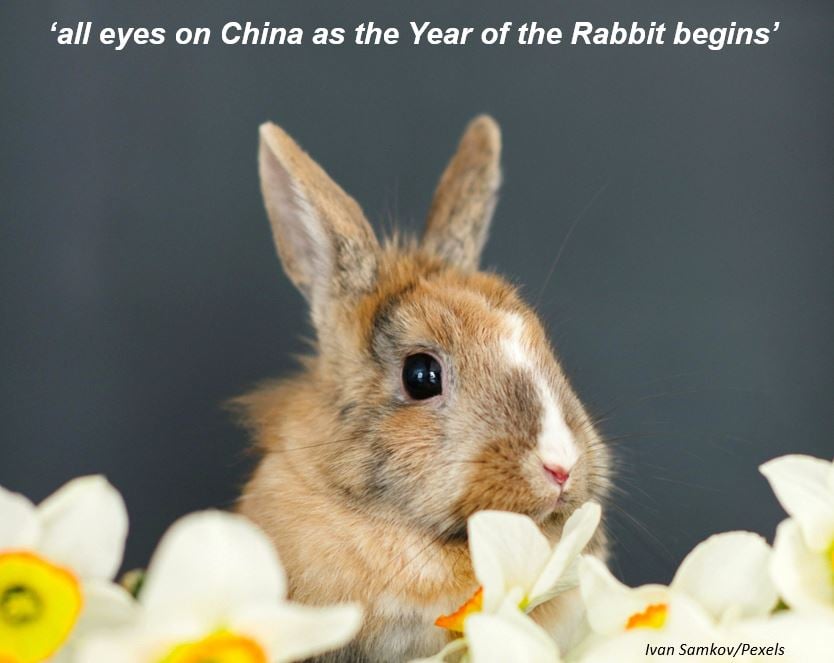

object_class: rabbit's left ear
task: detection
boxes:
[422,115,502,271]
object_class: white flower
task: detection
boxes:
[427,504,599,663]
[581,531,776,633]
[574,531,777,661]
[760,454,834,616]
[572,594,715,663]
[76,510,362,663]
[0,476,133,663]
[469,502,602,615]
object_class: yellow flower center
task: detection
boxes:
[625,603,668,630]
[1,587,41,625]
[0,550,83,663]
[159,631,267,663]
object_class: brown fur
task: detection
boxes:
[235,117,611,662]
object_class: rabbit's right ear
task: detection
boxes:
[422,115,502,271]
[258,123,380,324]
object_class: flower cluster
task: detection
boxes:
[0,479,361,663]
[0,453,831,663]
[416,453,834,662]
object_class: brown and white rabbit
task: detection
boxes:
[235,116,611,662]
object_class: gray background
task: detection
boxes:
[1,0,831,586]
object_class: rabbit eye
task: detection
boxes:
[402,353,443,400]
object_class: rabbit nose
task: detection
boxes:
[544,464,571,486]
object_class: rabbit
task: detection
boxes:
[235,115,611,662]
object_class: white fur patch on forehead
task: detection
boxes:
[501,313,529,366]
[501,313,580,471]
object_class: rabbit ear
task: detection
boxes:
[258,122,380,322]
[422,115,502,271]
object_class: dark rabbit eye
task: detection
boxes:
[402,353,443,400]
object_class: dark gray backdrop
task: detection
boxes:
[1,0,832,586]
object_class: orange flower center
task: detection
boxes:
[435,587,484,633]
[626,603,668,630]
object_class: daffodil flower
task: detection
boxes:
[760,454,834,616]
[577,558,715,651]
[436,501,601,636]
[571,594,715,663]
[579,532,777,652]
[426,502,601,661]
[76,510,362,663]
[470,502,602,615]
[0,476,133,663]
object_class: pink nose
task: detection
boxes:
[544,464,571,486]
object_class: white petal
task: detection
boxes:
[466,608,560,663]
[671,531,777,622]
[829,461,834,494]
[51,582,138,663]
[0,484,39,549]
[578,556,669,636]
[76,579,138,634]
[528,502,601,609]
[73,637,144,663]
[760,455,834,551]
[659,594,717,639]
[729,612,834,662]
[529,586,588,654]
[468,510,551,611]
[36,475,128,580]
[233,601,363,663]
[770,518,834,615]
[74,627,172,663]
[75,614,210,663]
[140,511,286,624]
[574,630,653,663]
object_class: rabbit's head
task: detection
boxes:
[256,116,610,542]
